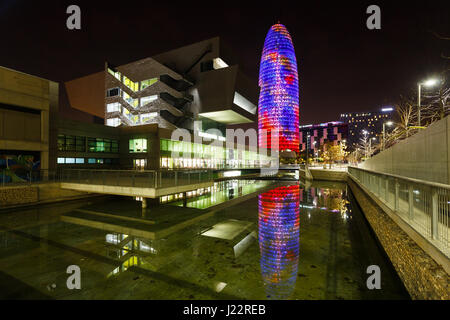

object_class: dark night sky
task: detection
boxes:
[0,0,449,124]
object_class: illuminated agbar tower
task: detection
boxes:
[258,23,299,153]
[258,185,300,299]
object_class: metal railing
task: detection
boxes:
[348,166,450,258]
[59,169,214,189]
[1,169,59,187]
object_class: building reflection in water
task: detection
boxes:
[104,233,156,278]
[258,184,300,299]
[302,185,350,220]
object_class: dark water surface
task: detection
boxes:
[0,180,409,299]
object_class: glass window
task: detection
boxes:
[141,112,157,123]
[65,158,75,164]
[106,102,121,113]
[96,138,105,152]
[76,136,85,152]
[140,78,158,90]
[104,139,111,153]
[112,140,119,153]
[106,118,121,127]
[65,135,76,151]
[57,157,65,164]
[141,95,158,106]
[88,158,96,164]
[107,87,120,97]
[57,134,65,151]
[129,139,148,153]
[76,158,84,164]
[160,139,168,151]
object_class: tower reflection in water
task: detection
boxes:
[258,184,300,299]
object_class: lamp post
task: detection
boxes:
[382,121,394,151]
[369,137,376,158]
[362,130,369,159]
[417,78,439,127]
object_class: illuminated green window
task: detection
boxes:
[129,139,148,153]
[140,78,158,90]
[160,139,168,151]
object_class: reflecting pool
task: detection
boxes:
[0,180,409,299]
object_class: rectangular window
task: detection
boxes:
[141,95,158,106]
[88,158,96,164]
[95,138,105,152]
[108,68,121,81]
[76,158,84,164]
[106,118,121,127]
[76,136,85,152]
[141,112,157,123]
[65,158,75,164]
[140,78,158,90]
[129,139,148,153]
[104,139,111,153]
[112,140,119,153]
[57,134,65,151]
[106,102,121,113]
[107,87,120,97]
[57,157,65,164]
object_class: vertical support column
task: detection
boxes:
[431,188,439,240]
[377,175,381,196]
[408,184,414,220]
[183,192,187,207]
[142,198,147,209]
[395,179,399,211]
[385,178,389,203]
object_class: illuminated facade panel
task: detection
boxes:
[258,24,299,153]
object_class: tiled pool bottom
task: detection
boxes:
[0,181,409,300]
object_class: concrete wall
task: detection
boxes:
[0,65,58,171]
[361,116,450,184]
[0,183,90,208]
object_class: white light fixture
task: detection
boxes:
[423,79,438,87]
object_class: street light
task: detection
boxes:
[417,78,439,127]
[369,137,376,158]
[382,121,394,151]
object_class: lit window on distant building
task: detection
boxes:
[140,78,158,90]
[140,112,158,123]
[107,102,121,113]
[107,87,120,97]
[141,95,158,106]
[129,139,148,153]
[106,117,121,127]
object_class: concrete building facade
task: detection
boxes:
[0,66,58,182]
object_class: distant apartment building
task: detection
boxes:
[299,121,348,155]
[0,66,58,182]
[339,107,395,149]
